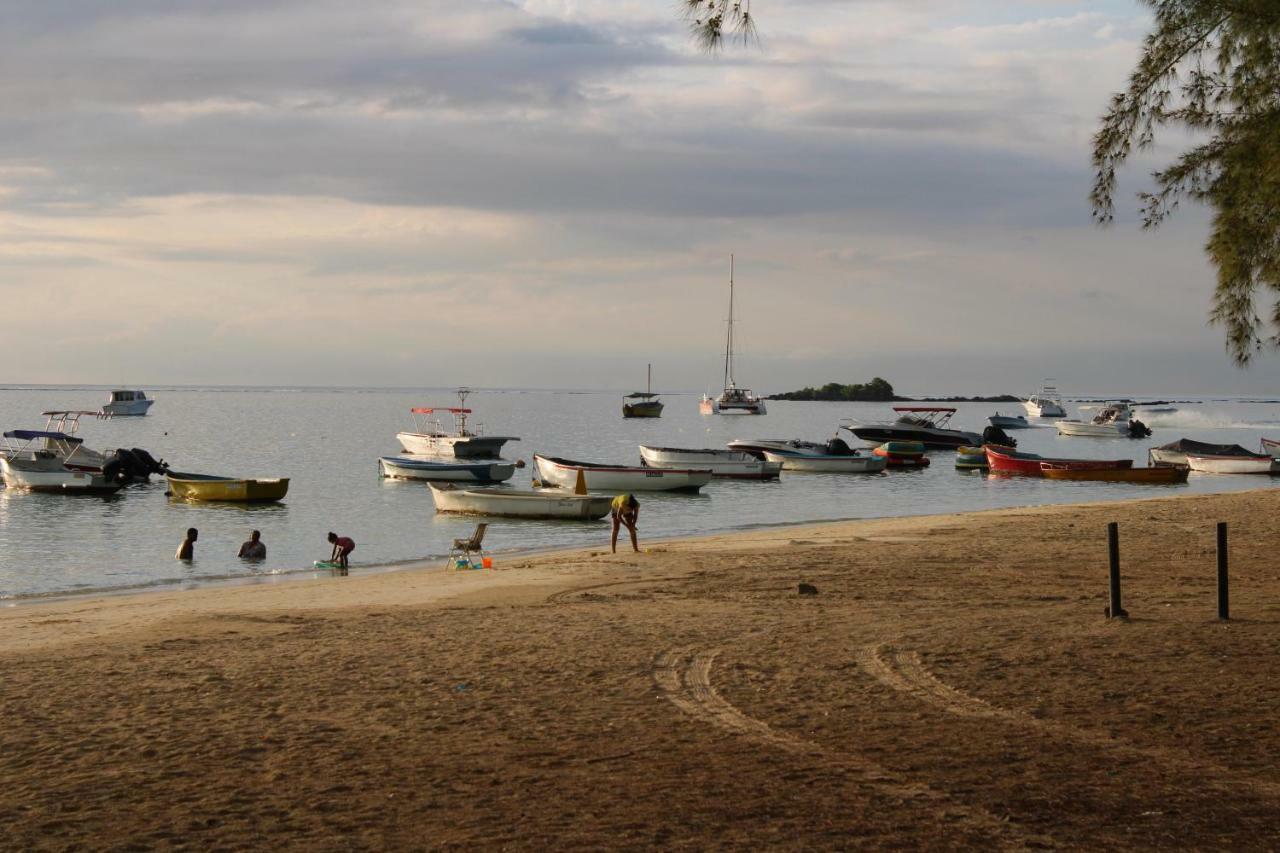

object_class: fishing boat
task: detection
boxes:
[429,484,614,520]
[700,256,766,416]
[1040,463,1189,483]
[761,448,886,473]
[988,413,1030,429]
[872,441,930,467]
[1023,381,1066,418]
[396,388,519,459]
[985,445,1133,477]
[638,446,781,479]
[726,438,832,459]
[1184,453,1279,475]
[0,431,123,494]
[1149,438,1260,466]
[1055,402,1151,438]
[1262,438,1280,458]
[378,456,516,483]
[533,455,713,492]
[955,446,988,469]
[623,365,664,418]
[101,389,154,417]
[842,408,982,449]
[166,472,290,502]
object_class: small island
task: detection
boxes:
[767,378,1020,403]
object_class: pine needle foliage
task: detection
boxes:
[683,0,758,50]
[1092,1,1280,365]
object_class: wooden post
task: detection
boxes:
[1217,522,1229,621]
[1107,522,1125,618]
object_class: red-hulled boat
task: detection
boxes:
[984,445,1133,477]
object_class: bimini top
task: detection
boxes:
[3,430,83,442]
[410,407,470,415]
[893,407,957,413]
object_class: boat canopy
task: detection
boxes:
[894,407,957,413]
[625,393,659,399]
[410,407,470,414]
[3,430,82,442]
[1156,438,1261,458]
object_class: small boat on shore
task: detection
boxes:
[1040,463,1189,483]
[429,484,613,520]
[639,446,781,479]
[1185,453,1279,475]
[623,365,664,418]
[396,388,519,459]
[533,455,713,492]
[166,472,290,502]
[761,449,886,473]
[872,441,929,467]
[985,445,1132,477]
[843,408,982,449]
[378,456,516,483]
[101,389,154,417]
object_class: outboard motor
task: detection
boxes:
[1128,419,1152,438]
[826,436,853,456]
[982,425,1017,448]
[101,453,125,484]
[129,447,168,475]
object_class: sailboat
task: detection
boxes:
[700,255,767,415]
[623,364,664,418]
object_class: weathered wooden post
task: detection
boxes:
[1107,521,1125,618]
[1217,521,1229,621]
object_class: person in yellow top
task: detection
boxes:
[610,493,640,553]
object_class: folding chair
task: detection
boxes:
[447,523,489,570]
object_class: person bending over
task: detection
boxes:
[327,531,355,572]
[610,494,640,554]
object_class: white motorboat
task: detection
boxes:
[842,408,983,449]
[639,446,781,479]
[761,449,887,473]
[101,389,154,417]
[396,388,519,459]
[429,484,614,520]
[1023,381,1066,418]
[1185,452,1279,474]
[1055,402,1150,438]
[1260,438,1280,458]
[533,454,713,492]
[726,438,832,458]
[0,430,122,494]
[379,456,516,483]
[700,255,766,416]
[988,413,1030,429]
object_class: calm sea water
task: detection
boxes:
[1,386,1278,600]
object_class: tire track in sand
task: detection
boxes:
[545,575,685,606]
[653,648,1050,849]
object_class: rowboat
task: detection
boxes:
[532,455,713,492]
[378,456,516,483]
[396,388,519,459]
[760,449,887,473]
[1040,463,1189,483]
[166,472,290,502]
[872,441,930,467]
[985,445,1132,477]
[429,484,613,520]
[1185,453,1279,475]
[1150,438,1261,466]
[639,446,781,479]
[955,446,988,469]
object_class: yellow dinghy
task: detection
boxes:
[166,472,290,502]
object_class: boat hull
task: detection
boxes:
[379,456,515,483]
[639,446,781,479]
[988,415,1030,429]
[845,425,981,450]
[1041,464,1189,483]
[1055,420,1130,437]
[0,458,122,494]
[533,455,713,492]
[166,473,290,502]
[429,485,613,520]
[101,399,154,417]
[985,446,1132,477]
[1263,438,1280,458]
[622,401,664,418]
[726,439,830,459]
[955,446,988,469]
[395,432,518,459]
[761,450,886,473]
[1185,454,1279,474]
[702,395,767,415]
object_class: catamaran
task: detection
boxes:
[701,256,766,415]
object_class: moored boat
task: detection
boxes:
[701,256,767,416]
[872,440,930,467]
[760,449,887,473]
[955,446,989,470]
[1150,438,1260,466]
[638,446,781,479]
[1023,381,1066,418]
[1185,453,1279,475]
[623,364,664,418]
[533,455,713,492]
[429,484,613,520]
[101,389,154,417]
[843,408,982,449]
[396,388,519,459]
[166,472,290,502]
[985,445,1133,477]
[988,413,1030,429]
[379,456,516,483]
[726,438,832,459]
[1040,463,1189,483]
[1262,438,1280,458]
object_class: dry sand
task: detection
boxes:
[3,488,1280,850]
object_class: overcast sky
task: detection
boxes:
[1,0,1273,395]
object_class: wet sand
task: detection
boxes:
[3,488,1280,850]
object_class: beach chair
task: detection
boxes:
[447,523,489,570]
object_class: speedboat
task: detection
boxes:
[700,256,766,416]
[429,484,614,520]
[34,411,167,482]
[379,456,516,483]
[396,388,519,459]
[623,364,664,418]
[639,446,781,479]
[985,445,1132,477]
[166,472,290,501]
[1150,438,1260,466]
[0,430,123,495]
[1023,381,1066,418]
[760,448,886,473]
[101,390,154,417]
[533,455,712,492]
[1056,402,1151,438]
[842,408,982,449]
[988,413,1030,429]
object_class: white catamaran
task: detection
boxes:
[701,255,766,416]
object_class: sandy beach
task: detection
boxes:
[4,488,1280,850]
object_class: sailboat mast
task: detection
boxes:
[646,363,652,394]
[724,255,735,389]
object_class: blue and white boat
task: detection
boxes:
[378,455,517,483]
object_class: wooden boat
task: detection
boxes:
[701,256,767,416]
[429,484,613,520]
[396,388,519,459]
[985,445,1132,477]
[533,455,713,492]
[639,446,781,479]
[1040,463,1189,483]
[760,449,887,473]
[623,365,664,418]
[955,446,988,469]
[872,441,930,467]
[166,472,290,502]
[1185,453,1279,475]
[378,456,516,483]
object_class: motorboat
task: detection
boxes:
[1055,402,1151,438]
[1149,438,1260,466]
[379,456,516,483]
[396,388,519,459]
[1040,463,1189,483]
[1023,381,1066,418]
[639,446,781,479]
[985,445,1133,477]
[727,438,832,459]
[166,472,290,501]
[1184,453,1279,475]
[955,446,988,469]
[872,441,930,467]
[988,413,1030,429]
[101,390,154,417]
[760,448,886,473]
[0,431,123,494]
[532,455,713,492]
[34,411,167,482]
[842,408,982,449]
[700,255,766,416]
[623,364,664,418]
[429,484,614,520]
